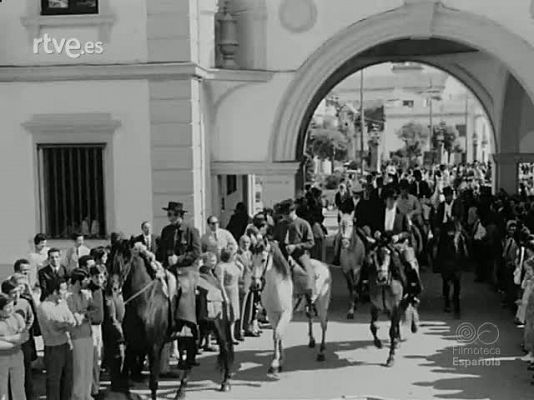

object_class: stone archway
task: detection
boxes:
[270,2,534,169]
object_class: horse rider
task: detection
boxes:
[157,201,201,369]
[371,186,422,301]
[277,199,316,310]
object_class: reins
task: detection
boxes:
[124,279,158,306]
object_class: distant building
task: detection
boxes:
[313,62,492,165]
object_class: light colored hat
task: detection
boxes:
[386,165,396,176]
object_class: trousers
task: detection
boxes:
[44,343,72,400]
[0,350,25,400]
[442,271,461,310]
[91,325,102,395]
[71,337,94,400]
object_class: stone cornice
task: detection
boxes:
[211,161,300,176]
[0,63,275,83]
[22,112,121,134]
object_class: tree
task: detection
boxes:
[395,122,429,166]
[307,128,348,162]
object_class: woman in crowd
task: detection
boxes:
[215,248,242,344]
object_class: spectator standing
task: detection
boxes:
[134,221,157,253]
[64,233,91,274]
[28,233,50,288]
[226,202,251,241]
[38,248,70,302]
[335,183,352,223]
[36,278,75,400]
[0,292,28,400]
[215,248,242,344]
[201,215,238,257]
[2,279,34,399]
[235,235,253,340]
[88,266,105,397]
[66,269,94,400]
[102,273,126,392]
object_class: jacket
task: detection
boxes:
[38,264,70,301]
[158,222,201,269]
[286,216,315,259]
[134,234,158,254]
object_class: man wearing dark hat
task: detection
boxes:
[373,186,411,241]
[157,201,201,370]
[158,202,201,270]
[280,199,315,308]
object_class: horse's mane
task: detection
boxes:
[251,240,291,279]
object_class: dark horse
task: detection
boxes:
[367,236,408,367]
[109,235,234,400]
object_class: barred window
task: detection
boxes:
[37,144,106,239]
[42,0,98,15]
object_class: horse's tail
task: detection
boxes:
[216,302,235,373]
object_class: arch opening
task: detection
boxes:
[303,61,495,186]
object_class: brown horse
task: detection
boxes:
[109,236,234,400]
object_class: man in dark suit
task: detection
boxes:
[157,201,201,372]
[280,199,315,307]
[38,248,69,301]
[433,186,465,235]
[410,169,432,199]
[134,221,157,254]
[373,187,411,241]
[158,202,201,270]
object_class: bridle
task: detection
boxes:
[112,246,157,306]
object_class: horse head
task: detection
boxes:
[371,242,393,286]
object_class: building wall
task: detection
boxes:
[0,80,151,273]
[0,0,148,65]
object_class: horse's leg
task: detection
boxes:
[370,305,382,349]
[386,309,401,367]
[316,294,329,362]
[148,342,163,400]
[343,270,356,319]
[307,307,316,348]
[268,327,281,375]
[278,340,284,372]
[174,368,191,400]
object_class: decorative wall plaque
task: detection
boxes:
[279,0,317,33]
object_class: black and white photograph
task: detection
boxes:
[0,0,533,399]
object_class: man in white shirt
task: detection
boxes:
[64,233,91,274]
[28,233,50,287]
[134,221,157,254]
[200,216,238,258]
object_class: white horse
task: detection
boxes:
[333,215,367,319]
[251,240,331,375]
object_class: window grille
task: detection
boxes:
[37,144,106,239]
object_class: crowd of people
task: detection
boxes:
[332,161,534,383]
[4,159,534,398]
[0,196,322,399]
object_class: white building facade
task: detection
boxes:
[1,0,534,274]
